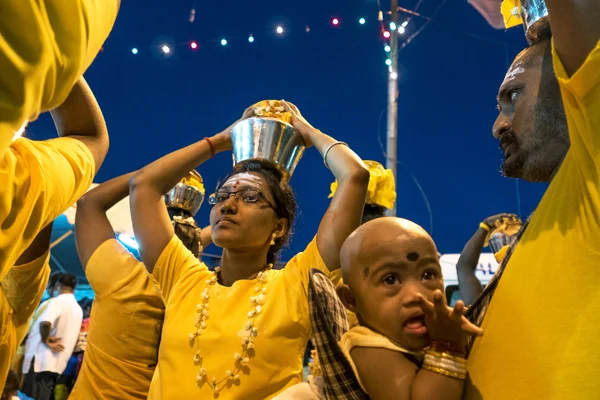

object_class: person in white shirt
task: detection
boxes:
[21,274,83,400]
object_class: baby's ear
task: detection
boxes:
[336,284,357,313]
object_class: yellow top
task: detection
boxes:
[149,234,329,399]
[465,40,600,399]
[329,160,396,209]
[0,137,95,282]
[70,239,164,400]
[0,252,50,392]
[339,326,423,394]
[0,0,118,149]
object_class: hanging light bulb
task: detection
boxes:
[398,26,406,34]
[384,45,391,52]
[131,48,138,55]
[390,21,397,31]
[385,59,392,66]
[383,31,391,39]
[248,34,255,43]
[221,38,228,46]
[359,17,366,25]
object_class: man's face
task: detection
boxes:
[493,46,569,182]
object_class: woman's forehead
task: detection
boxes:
[222,172,265,188]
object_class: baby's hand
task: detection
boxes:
[416,290,483,348]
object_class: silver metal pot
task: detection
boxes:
[231,117,306,181]
[165,182,205,216]
[489,232,517,254]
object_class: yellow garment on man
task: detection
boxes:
[465,41,600,398]
[70,239,164,400]
[0,0,118,150]
[0,137,95,282]
[0,252,50,393]
[149,235,329,399]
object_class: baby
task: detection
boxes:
[276,217,483,399]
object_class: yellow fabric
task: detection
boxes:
[253,100,293,124]
[149,234,329,399]
[493,245,509,264]
[180,170,205,193]
[465,40,600,399]
[0,252,50,393]
[0,0,118,150]
[70,239,164,400]
[339,326,423,394]
[501,0,523,29]
[329,160,396,209]
[0,137,95,282]
[483,215,522,247]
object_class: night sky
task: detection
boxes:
[28,0,548,260]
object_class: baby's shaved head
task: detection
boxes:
[340,217,434,289]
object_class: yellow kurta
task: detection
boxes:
[149,235,329,399]
[71,239,164,400]
[0,0,118,150]
[465,40,600,398]
[0,137,95,282]
[0,252,50,393]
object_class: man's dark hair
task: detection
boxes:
[58,273,77,290]
[48,272,62,289]
[216,159,297,264]
[362,204,387,224]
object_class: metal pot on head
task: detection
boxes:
[164,170,205,216]
[502,0,548,43]
[231,117,306,181]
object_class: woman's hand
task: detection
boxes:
[212,105,256,151]
[417,290,483,348]
[281,100,318,148]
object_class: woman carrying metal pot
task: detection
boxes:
[71,171,209,399]
[128,100,369,399]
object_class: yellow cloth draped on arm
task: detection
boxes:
[0,0,118,150]
[464,40,600,399]
[329,160,396,209]
[0,252,50,393]
[0,137,95,282]
[149,234,329,399]
[70,239,164,400]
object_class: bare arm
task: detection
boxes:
[283,102,369,272]
[75,172,136,268]
[129,137,228,272]
[15,223,53,265]
[50,77,108,174]
[352,347,463,400]
[545,0,600,76]
[200,225,212,250]
[455,228,487,306]
[129,107,254,271]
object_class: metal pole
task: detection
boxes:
[386,0,399,216]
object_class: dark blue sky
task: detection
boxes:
[30,0,548,259]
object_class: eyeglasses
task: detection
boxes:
[208,188,277,211]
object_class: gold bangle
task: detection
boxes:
[479,222,491,232]
[422,364,466,380]
[423,356,467,375]
[425,349,467,364]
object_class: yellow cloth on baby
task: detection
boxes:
[71,239,164,400]
[329,160,396,209]
[339,326,423,394]
[465,40,600,399]
[0,0,118,150]
[0,137,95,283]
[0,252,50,393]
[149,234,330,399]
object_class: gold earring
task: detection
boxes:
[270,233,277,246]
